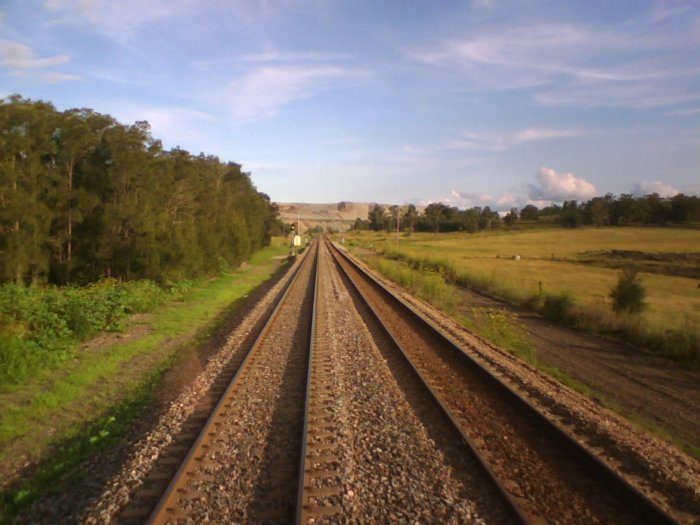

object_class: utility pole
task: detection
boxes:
[395,207,400,246]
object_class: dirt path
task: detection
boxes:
[459,287,700,452]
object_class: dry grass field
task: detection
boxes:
[344,227,700,358]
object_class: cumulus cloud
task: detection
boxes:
[632,181,679,197]
[527,167,596,201]
[0,40,69,69]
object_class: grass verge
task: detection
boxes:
[357,250,700,460]
[0,241,290,522]
[370,244,699,368]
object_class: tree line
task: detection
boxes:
[353,203,506,233]
[523,194,700,228]
[354,193,700,233]
[0,95,279,286]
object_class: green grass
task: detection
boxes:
[458,307,538,363]
[0,239,289,521]
[0,361,171,521]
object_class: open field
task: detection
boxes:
[345,228,700,335]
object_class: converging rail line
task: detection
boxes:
[326,237,678,525]
[132,235,679,524]
[296,240,518,523]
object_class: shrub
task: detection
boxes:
[610,268,646,314]
[0,279,168,387]
[168,279,193,301]
[541,293,574,323]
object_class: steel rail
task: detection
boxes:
[326,238,678,525]
[295,238,324,525]
[147,242,318,525]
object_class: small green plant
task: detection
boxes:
[0,279,168,388]
[541,293,574,323]
[217,256,232,275]
[467,307,537,362]
[610,268,646,314]
[167,279,193,300]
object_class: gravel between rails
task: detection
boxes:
[160,242,317,523]
[339,243,700,524]
[302,241,513,523]
[10,252,308,525]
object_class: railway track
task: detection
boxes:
[126,235,679,524]
[326,238,678,525]
[144,241,318,524]
[295,240,514,523]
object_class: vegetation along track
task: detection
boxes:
[327,238,679,525]
[144,240,318,524]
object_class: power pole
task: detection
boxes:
[396,207,400,246]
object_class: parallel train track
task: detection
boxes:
[133,236,678,524]
[325,238,678,525]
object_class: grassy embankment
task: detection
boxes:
[0,239,290,520]
[342,227,700,457]
[344,227,700,366]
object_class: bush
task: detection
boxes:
[168,279,193,301]
[0,279,168,387]
[541,293,574,323]
[610,268,646,314]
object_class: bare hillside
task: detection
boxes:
[277,202,386,232]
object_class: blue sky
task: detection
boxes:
[1,0,698,209]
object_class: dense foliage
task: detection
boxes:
[0,95,279,286]
[0,279,168,385]
[355,193,700,233]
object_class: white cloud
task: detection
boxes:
[320,137,363,146]
[223,65,358,122]
[44,0,63,10]
[664,107,700,117]
[238,50,352,63]
[445,189,521,210]
[410,11,700,109]
[43,0,328,45]
[0,40,69,69]
[41,72,82,83]
[401,145,422,155]
[527,167,596,201]
[533,81,698,109]
[192,50,354,75]
[509,128,582,144]
[44,0,197,43]
[445,128,582,151]
[632,181,679,197]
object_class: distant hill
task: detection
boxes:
[277,202,389,232]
